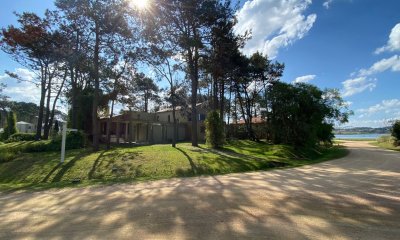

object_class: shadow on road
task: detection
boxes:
[0,143,399,239]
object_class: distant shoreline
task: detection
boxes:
[334,133,388,140]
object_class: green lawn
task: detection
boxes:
[0,140,348,191]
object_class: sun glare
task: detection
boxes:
[130,0,151,11]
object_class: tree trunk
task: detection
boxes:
[106,99,115,150]
[212,76,218,111]
[92,23,100,151]
[219,78,225,122]
[70,66,78,129]
[48,69,67,138]
[172,104,177,148]
[43,71,52,139]
[144,94,148,113]
[36,66,46,140]
[188,44,199,146]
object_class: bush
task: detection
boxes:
[0,151,17,163]
[0,111,18,141]
[5,133,36,142]
[391,120,400,146]
[377,135,394,144]
[205,111,225,149]
[51,131,85,150]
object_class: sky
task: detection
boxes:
[0,0,399,128]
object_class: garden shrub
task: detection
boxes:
[0,151,16,163]
[0,111,17,141]
[22,131,85,152]
[5,133,36,142]
[205,111,225,148]
[50,131,85,150]
[0,131,85,162]
[391,120,400,146]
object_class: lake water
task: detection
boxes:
[334,133,388,140]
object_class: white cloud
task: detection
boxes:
[341,55,400,97]
[323,0,333,9]
[345,99,400,127]
[343,118,395,128]
[0,68,40,104]
[359,55,400,76]
[235,0,316,58]
[341,23,400,97]
[293,74,316,83]
[358,99,400,115]
[375,23,400,54]
[341,77,377,97]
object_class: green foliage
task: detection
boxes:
[373,135,400,151]
[0,131,85,162]
[266,82,351,147]
[316,123,335,145]
[205,111,225,148]
[391,120,400,146]
[50,131,86,151]
[1,111,18,141]
[377,135,396,144]
[1,101,46,125]
[6,133,35,142]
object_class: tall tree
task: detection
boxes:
[1,110,17,140]
[266,82,351,146]
[1,12,66,140]
[230,52,284,140]
[0,83,9,128]
[206,0,244,121]
[56,0,134,150]
[133,73,159,113]
[150,0,226,146]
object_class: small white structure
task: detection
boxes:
[16,121,35,133]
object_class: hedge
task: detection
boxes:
[5,133,36,142]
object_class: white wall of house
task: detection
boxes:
[16,122,34,133]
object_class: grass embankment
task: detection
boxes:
[370,135,400,151]
[0,140,348,191]
[372,142,400,151]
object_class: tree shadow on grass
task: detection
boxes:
[1,144,399,239]
[51,151,92,183]
[198,146,288,170]
[88,151,106,180]
[175,147,199,175]
[41,163,62,183]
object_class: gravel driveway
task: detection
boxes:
[0,141,399,239]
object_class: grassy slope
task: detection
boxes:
[0,140,348,191]
[371,142,400,151]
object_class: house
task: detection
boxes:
[16,121,35,133]
[99,103,208,144]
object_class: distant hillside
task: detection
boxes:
[334,127,390,135]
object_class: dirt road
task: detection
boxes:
[0,141,399,239]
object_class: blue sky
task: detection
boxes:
[1,0,399,127]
